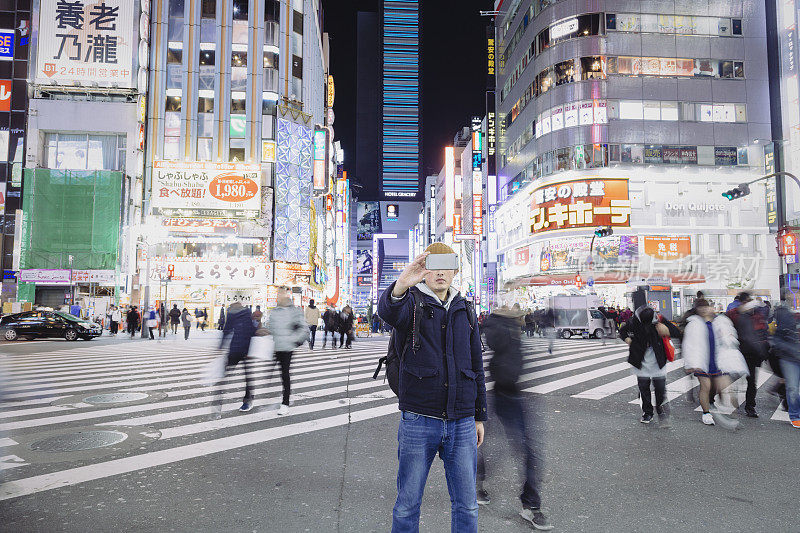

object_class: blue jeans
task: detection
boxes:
[392,412,478,533]
[780,359,800,421]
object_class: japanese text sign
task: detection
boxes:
[36,0,134,87]
[643,236,691,260]
[151,161,261,218]
[529,178,631,235]
[152,260,273,287]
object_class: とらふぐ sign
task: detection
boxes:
[529,178,631,235]
[151,161,261,218]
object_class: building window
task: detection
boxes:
[167,42,183,90]
[168,0,184,42]
[45,133,126,171]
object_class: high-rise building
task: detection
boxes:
[0,3,30,304]
[492,0,778,311]
[139,0,340,315]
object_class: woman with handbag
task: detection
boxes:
[620,304,681,426]
[682,299,749,429]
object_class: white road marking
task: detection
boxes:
[0,404,398,501]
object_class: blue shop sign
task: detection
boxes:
[0,30,14,61]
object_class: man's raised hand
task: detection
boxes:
[393,252,430,297]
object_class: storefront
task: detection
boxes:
[494,169,780,312]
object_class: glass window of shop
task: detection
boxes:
[607,13,742,36]
[45,133,126,171]
[502,142,750,192]
[606,56,744,79]
[580,56,604,80]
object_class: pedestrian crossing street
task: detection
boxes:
[0,333,790,501]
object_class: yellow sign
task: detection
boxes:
[262,140,276,163]
[327,75,335,108]
[138,96,146,123]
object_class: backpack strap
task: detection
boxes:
[408,288,424,354]
[464,300,476,329]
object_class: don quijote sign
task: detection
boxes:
[664,202,727,214]
[151,161,261,218]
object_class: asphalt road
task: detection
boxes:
[0,332,795,532]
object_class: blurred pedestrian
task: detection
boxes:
[145,306,159,340]
[683,299,749,428]
[322,305,338,348]
[201,307,209,331]
[266,287,308,415]
[127,306,139,338]
[252,305,263,327]
[482,304,552,530]
[305,299,321,350]
[216,301,256,413]
[771,290,800,429]
[181,308,192,340]
[110,305,121,336]
[169,304,181,334]
[218,306,226,330]
[338,305,355,348]
[728,292,768,417]
[620,303,681,426]
[542,307,556,354]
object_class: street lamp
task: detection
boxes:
[372,233,398,307]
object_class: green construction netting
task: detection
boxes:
[20,169,123,270]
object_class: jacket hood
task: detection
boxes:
[492,307,525,318]
[227,302,247,314]
[687,314,709,324]
[416,281,460,310]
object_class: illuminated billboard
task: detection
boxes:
[274,118,313,264]
[151,161,261,218]
[529,178,631,234]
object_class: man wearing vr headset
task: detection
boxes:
[378,242,487,533]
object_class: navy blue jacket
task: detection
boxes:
[220,305,255,355]
[378,282,488,421]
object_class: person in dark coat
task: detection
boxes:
[126,306,140,338]
[322,305,338,347]
[337,305,355,348]
[772,290,800,428]
[168,304,181,334]
[378,244,487,533]
[481,305,552,530]
[218,306,226,330]
[619,290,681,425]
[728,292,768,417]
[215,302,256,412]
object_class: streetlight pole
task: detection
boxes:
[140,241,151,339]
[453,234,482,308]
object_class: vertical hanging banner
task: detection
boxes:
[764,142,779,232]
[35,0,135,87]
[313,129,328,191]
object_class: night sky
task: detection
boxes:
[323,0,492,182]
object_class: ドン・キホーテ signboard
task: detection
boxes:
[530,178,631,235]
[35,0,135,88]
[151,161,261,218]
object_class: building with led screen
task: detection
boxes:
[492,0,779,313]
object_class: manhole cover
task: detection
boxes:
[30,430,128,452]
[83,392,149,404]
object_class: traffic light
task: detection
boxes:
[722,183,751,201]
[594,226,613,238]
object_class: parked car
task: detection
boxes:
[0,311,102,341]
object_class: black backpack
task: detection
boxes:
[372,289,476,396]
